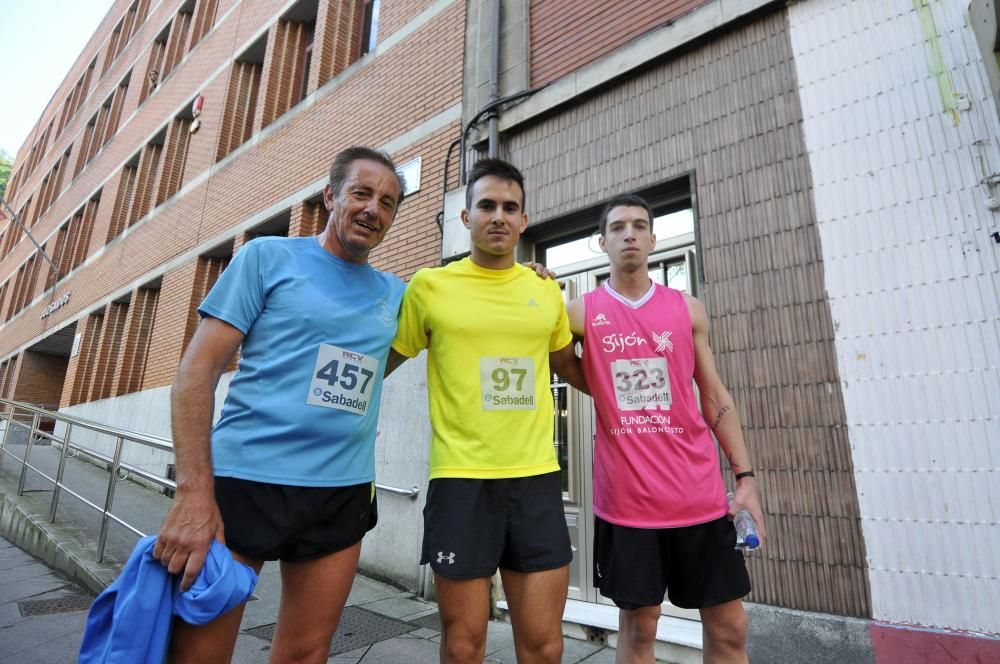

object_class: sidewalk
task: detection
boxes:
[0,533,617,663]
[0,436,628,663]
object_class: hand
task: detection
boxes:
[153,488,225,591]
[522,261,558,280]
[729,477,766,544]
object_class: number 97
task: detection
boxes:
[492,367,527,391]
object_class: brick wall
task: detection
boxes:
[2,0,463,403]
[529,0,710,87]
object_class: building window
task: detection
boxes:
[261,0,318,128]
[57,59,96,139]
[101,0,151,75]
[155,108,194,206]
[217,37,265,161]
[4,251,43,321]
[164,0,196,81]
[53,192,101,278]
[114,284,160,396]
[357,0,380,58]
[108,155,140,242]
[110,132,163,237]
[300,25,315,104]
[189,0,219,50]
[141,26,170,104]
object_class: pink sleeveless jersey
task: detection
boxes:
[582,282,728,528]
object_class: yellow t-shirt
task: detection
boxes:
[393,258,573,479]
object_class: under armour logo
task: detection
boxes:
[436,551,456,564]
[652,330,673,353]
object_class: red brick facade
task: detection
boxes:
[1,0,460,407]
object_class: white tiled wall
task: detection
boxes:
[789,0,1000,633]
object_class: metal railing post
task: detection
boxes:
[97,435,126,563]
[0,402,14,473]
[17,412,40,496]
[50,423,73,522]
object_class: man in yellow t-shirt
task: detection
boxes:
[389,158,587,664]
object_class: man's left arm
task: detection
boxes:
[687,293,766,540]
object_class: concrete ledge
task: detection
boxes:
[746,603,874,664]
[0,488,119,595]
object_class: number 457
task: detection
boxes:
[317,359,374,393]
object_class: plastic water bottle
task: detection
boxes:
[728,493,761,550]
[733,510,761,550]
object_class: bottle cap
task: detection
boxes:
[745,533,760,549]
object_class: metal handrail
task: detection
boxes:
[0,398,176,562]
[0,398,420,563]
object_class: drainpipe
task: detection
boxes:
[487,0,501,157]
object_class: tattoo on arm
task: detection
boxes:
[712,405,730,431]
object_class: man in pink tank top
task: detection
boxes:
[567,193,765,664]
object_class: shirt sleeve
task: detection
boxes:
[197,240,266,334]
[548,280,573,352]
[391,270,430,358]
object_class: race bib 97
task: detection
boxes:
[480,357,536,411]
[611,357,671,411]
[307,344,380,415]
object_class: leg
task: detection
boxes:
[699,599,748,664]
[268,542,362,664]
[168,551,264,663]
[615,605,660,664]
[435,574,492,664]
[499,565,568,664]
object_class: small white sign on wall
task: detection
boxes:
[398,157,421,196]
[71,333,82,359]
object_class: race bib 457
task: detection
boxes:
[307,344,379,415]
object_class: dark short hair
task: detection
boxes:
[598,193,654,236]
[465,158,525,210]
[329,146,407,207]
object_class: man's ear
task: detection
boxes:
[323,184,335,211]
[461,209,471,229]
[598,234,607,253]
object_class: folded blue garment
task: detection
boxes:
[79,535,258,664]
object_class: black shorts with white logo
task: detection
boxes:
[593,515,751,610]
[421,471,572,579]
[214,476,377,563]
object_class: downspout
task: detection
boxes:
[487,0,501,157]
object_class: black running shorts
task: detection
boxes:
[593,515,751,610]
[421,471,572,579]
[214,476,377,563]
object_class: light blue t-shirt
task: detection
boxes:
[198,236,404,486]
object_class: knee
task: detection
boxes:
[442,628,487,663]
[704,608,748,653]
[533,635,563,664]
[627,617,659,649]
[621,610,659,651]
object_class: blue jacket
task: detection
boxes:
[79,535,258,664]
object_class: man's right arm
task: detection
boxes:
[153,316,243,590]
[566,296,586,339]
